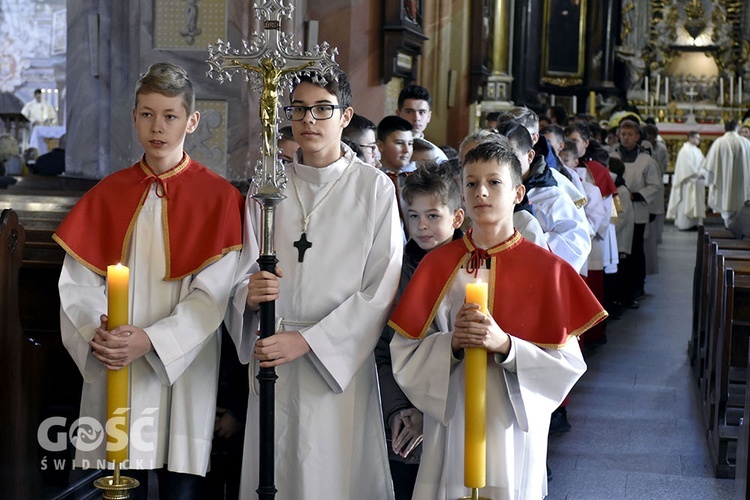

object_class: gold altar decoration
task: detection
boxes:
[618,0,749,131]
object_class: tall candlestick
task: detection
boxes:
[464,280,488,490]
[720,78,724,106]
[550,94,555,106]
[730,78,734,106]
[106,264,130,463]
[644,76,649,103]
[572,95,578,115]
[655,75,661,104]
[589,90,596,117]
[665,77,669,105]
[739,77,743,106]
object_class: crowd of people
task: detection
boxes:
[56,61,745,500]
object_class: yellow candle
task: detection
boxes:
[589,90,596,117]
[106,264,130,463]
[464,280,488,489]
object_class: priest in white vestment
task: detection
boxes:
[704,120,750,228]
[666,131,707,230]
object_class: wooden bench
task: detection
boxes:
[0,209,35,499]
[0,205,103,498]
[700,250,750,423]
[734,326,750,498]
[691,225,736,367]
[693,236,750,384]
[707,267,750,478]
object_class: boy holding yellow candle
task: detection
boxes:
[54,63,243,498]
[389,140,606,499]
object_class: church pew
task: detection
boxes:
[701,251,750,426]
[694,238,750,383]
[692,225,737,366]
[0,209,38,499]
[0,207,98,497]
[693,232,735,375]
[708,269,750,478]
[735,336,750,498]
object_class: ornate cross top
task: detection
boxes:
[206,0,339,196]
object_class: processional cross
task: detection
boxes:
[206,2,338,498]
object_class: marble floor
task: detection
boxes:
[546,223,736,499]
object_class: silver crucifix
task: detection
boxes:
[206,0,338,199]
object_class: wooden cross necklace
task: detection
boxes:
[291,154,355,262]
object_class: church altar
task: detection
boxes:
[29,125,65,155]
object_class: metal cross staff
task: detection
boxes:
[206,1,338,498]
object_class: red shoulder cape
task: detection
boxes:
[584,159,618,198]
[388,230,607,348]
[53,154,244,280]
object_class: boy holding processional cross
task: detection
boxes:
[389,140,606,499]
[225,68,403,499]
[54,62,244,498]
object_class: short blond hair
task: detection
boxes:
[134,62,195,114]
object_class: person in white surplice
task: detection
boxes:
[666,131,708,230]
[389,141,605,499]
[54,63,244,497]
[21,88,58,126]
[704,120,750,228]
[225,69,402,500]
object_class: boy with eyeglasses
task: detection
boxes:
[343,113,380,166]
[226,67,403,500]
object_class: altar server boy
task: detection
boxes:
[389,140,606,499]
[54,62,244,497]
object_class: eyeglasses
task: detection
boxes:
[358,144,378,154]
[283,105,347,121]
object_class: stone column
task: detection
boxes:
[484,0,515,110]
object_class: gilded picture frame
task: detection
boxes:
[541,0,587,87]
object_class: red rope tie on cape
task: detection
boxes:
[141,174,169,199]
[466,248,489,278]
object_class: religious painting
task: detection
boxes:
[382,0,427,82]
[51,9,66,55]
[403,0,423,27]
[541,0,587,87]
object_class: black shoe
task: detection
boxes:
[625,299,640,309]
[635,290,646,300]
[607,303,623,320]
[549,408,571,434]
[547,464,552,481]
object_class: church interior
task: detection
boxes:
[2,0,750,498]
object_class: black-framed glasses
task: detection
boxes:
[358,144,378,154]
[283,105,347,121]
